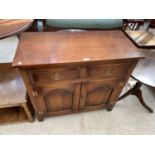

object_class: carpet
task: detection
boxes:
[0,84,155,135]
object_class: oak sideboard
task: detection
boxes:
[13,31,144,121]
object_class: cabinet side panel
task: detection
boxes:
[106,60,139,110]
[19,68,46,121]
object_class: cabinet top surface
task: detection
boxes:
[13,31,144,67]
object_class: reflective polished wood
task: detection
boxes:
[13,31,144,67]
[0,19,33,39]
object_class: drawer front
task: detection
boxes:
[29,68,80,83]
[87,63,131,79]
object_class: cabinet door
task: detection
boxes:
[36,83,81,116]
[79,80,118,111]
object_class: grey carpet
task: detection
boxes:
[0,84,155,135]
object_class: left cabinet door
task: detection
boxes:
[35,83,81,117]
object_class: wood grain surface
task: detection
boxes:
[0,19,33,39]
[13,31,144,67]
[13,31,144,121]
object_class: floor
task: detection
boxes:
[0,35,18,63]
[0,84,155,135]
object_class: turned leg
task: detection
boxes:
[132,82,153,113]
[37,110,44,122]
[107,104,114,111]
[118,88,133,101]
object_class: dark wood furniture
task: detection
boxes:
[0,19,34,39]
[119,30,155,113]
[123,19,144,30]
[149,20,155,28]
[13,31,144,121]
[0,20,34,124]
[0,65,33,124]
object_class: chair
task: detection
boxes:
[123,19,144,30]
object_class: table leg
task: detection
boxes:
[21,103,34,122]
[118,81,153,113]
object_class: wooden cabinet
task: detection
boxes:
[13,31,144,121]
[19,62,135,121]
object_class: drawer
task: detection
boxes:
[29,68,80,83]
[87,63,131,79]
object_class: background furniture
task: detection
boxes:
[123,19,144,30]
[149,20,155,28]
[119,30,155,113]
[139,19,155,31]
[0,20,34,123]
[0,19,34,39]
[123,19,154,31]
[125,30,155,48]
[13,31,143,121]
[37,19,123,31]
[0,65,33,123]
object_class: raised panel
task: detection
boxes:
[36,83,81,116]
[45,89,73,112]
[86,84,112,106]
[79,80,117,110]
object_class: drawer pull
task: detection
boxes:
[104,69,113,75]
[119,82,125,87]
[51,72,64,80]
[38,110,43,115]
[32,90,38,97]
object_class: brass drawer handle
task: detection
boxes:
[104,69,113,75]
[32,90,38,97]
[51,72,64,80]
[38,110,43,115]
[119,82,125,87]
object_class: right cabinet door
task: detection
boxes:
[79,80,119,111]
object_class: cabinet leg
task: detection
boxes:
[37,111,44,122]
[37,115,44,122]
[107,104,114,111]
